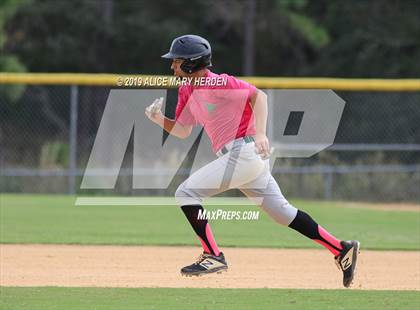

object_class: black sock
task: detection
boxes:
[181,204,219,255]
[288,210,343,255]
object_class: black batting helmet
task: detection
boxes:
[161,34,212,74]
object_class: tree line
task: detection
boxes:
[1,0,419,77]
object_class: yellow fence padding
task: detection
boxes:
[0,73,419,91]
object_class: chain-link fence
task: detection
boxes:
[1,78,419,202]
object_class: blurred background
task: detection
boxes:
[0,0,419,202]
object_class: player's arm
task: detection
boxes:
[250,89,270,155]
[160,115,193,139]
[145,107,192,139]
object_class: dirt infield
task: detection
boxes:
[1,244,418,290]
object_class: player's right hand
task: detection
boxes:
[254,133,274,160]
[145,97,164,123]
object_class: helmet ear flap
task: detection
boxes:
[180,59,196,74]
[180,63,193,74]
[180,55,212,74]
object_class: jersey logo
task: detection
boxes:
[206,103,216,113]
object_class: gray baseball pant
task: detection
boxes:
[175,139,298,226]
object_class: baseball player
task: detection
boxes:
[145,34,360,287]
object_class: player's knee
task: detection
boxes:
[175,183,201,206]
[261,201,298,226]
[175,183,188,200]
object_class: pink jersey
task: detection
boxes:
[175,70,257,152]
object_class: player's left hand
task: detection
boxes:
[254,133,270,157]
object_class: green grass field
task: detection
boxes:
[1,194,419,309]
[0,287,419,310]
[0,194,418,250]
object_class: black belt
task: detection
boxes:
[218,136,254,156]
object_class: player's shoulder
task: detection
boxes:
[178,84,188,92]
[208,70,231,81]
[213,71,255,89]
[178,84,193,96]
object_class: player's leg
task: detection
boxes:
[178,203,228,276]
[176,143,264,255]
[240,171,360,287]
[175,161,225,258]
[240,171,344,255]
[175,142,265,275]
[179,204,220,256]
